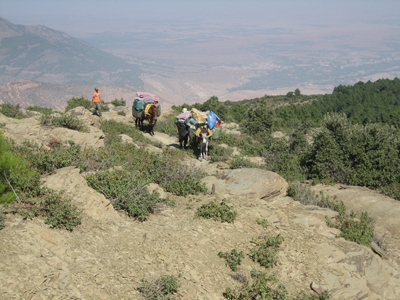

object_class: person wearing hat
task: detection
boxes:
[91,87,104,116]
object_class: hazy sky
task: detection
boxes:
[2,0,400,38]
[2,0,400,97]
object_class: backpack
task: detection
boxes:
[133,98,144,110]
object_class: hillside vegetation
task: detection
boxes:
[168,78,400,200]
[0,78,399,299]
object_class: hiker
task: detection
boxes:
[175,120,189,149]
[175,107,191,149]
[91,87,103,116]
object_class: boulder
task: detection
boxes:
[210,168,288,200]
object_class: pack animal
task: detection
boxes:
[135,104,159,136]
[198,126,209,160]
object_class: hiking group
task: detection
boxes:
[131,91,222,159]
[175,107,222,160]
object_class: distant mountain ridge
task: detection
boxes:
[0,17,143,87]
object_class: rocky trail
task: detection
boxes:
[0,106,400,299]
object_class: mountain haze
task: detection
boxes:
[0,17,143,87]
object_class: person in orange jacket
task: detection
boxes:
[91,87,104,116]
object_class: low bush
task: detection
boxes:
[288,183,374,246]
[139,275,180,300]
[196,199,237,223]
[40,190,82,231]
[85,169,166,221]
[155,118,178,137]
[249,234,284,269]
[111,98,126,107]
[100,119,155,145]
[0,133,42,203]
[209,144,233,163]
[65,97,91,112]
[380,182,400,202]
[256,218,269,229]
[40,113,89,132]
[327,210,374,247]
[162,176,207,197]
[223,272,288,300]
[26,105,54,116]
[117,111,126,116]
[229,156,258,169]
[12,140,81,175]
[218,249,245,271]
[0,103,25,119]
[224,269,331,300]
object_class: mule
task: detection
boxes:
[198,126,209,160]
[135,105,159,136]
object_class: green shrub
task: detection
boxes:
[230,156,258,169]
[117,110,126,116]
[196,199,237,223]
[210,144,234,163]
[380,182,400,202]
[139,275,180,300]
[155,118,179,137]
[162,177,207,197]
[218,249,244,271]
[307,114,400,192]
[0,103,25,119]
[85,169,165,221]
[100,119,155,145]
[130,147,207,197]
[288,183,374,246]
[215,132,239,146]
[26,105,54,116]
[13,140,81,175]
[249,234,284,269]
[0,132,41,203]
[40,113,89,132]
[223,272,288,300]
[256,218,269,229]
[84,125,207,197]
[41,190,82,231]
[65,97,91,112]
[327,210,374,247]
[111,98,126,107]
[287,182,320,206]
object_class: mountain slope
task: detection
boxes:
[0,17,143,87]
[0,108,399,299]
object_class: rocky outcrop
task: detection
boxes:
[203,168,288,200]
